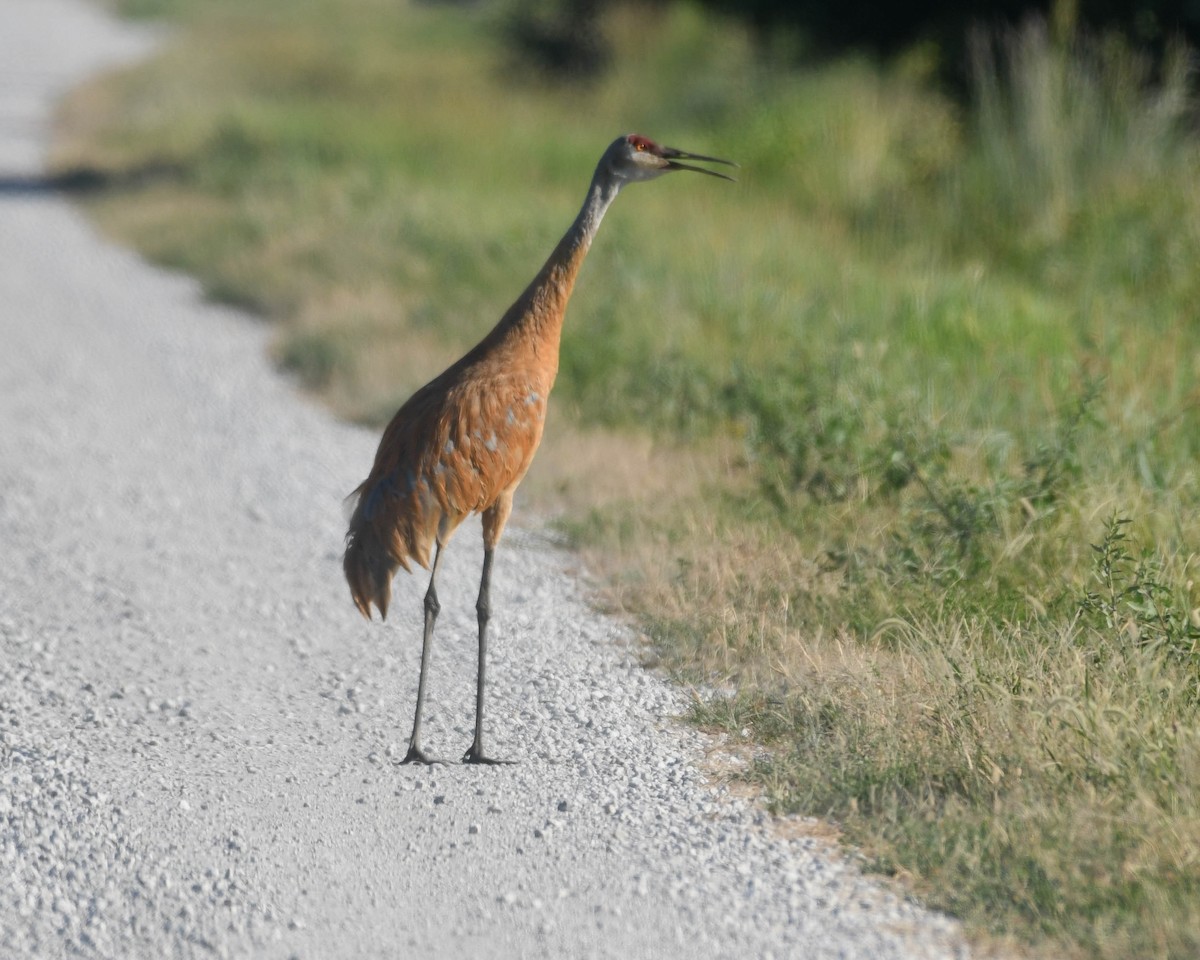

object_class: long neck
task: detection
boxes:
[496,172,621,349]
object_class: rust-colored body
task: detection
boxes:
[341,134,734,764]
[343,228,587,619]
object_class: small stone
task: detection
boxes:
[468,823,480,835]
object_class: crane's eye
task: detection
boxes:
[634,141,645,151]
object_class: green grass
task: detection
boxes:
[54,2,1200,957]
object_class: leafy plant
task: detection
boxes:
[1081,514,1200,665]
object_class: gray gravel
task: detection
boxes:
[0,2,972,957]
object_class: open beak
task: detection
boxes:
[661,146,738,181]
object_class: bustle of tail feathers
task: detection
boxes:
[342,483,408,621]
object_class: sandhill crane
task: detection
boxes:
[343,134,735,764]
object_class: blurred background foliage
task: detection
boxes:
[502,0,1200,83]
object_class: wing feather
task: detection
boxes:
[342,365,550,619]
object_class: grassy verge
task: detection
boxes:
[54,2,1200,957]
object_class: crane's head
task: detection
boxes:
[601,134,737,185]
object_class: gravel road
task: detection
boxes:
[0,2,972,957]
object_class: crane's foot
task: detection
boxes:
[399,743,444,766]
[461,744,515,766]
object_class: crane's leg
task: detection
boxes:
[462,498,515,765]
[401,542,444,765]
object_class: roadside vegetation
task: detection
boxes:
[54,1,1200,956]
